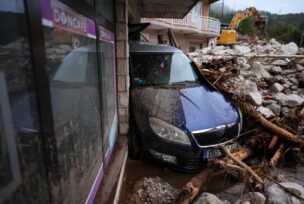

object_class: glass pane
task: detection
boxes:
[0,102,13,190]
[0,0,49,203]
[84,0,94,7]
[99,41,116,154]
[130,52,199,86]
[96,0,114,23]
[43,26,103,203]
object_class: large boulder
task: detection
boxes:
[267,182,304,204]
[274,93,304,107]
[269,38,281,46]
[237,80,263,106]
[247,92,263,106]
[194,193,228,204]
[256,44,276,54]
[233,45,251,55]
[257,106,275,118]
[235,192,266,204]
[273,59,288,66]
[251,62,271,79]
[270,66,283,75]
[298,59,304,66]
[296,64,304,72]
[282,42,298,55]
[268,103,281,116]
[271,83,284,93]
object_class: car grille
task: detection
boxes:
[192,123,240,147]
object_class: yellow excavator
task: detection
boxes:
[217,7,267,45]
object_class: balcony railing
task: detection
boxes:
[142,12,221,35]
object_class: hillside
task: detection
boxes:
[210,3,304,46]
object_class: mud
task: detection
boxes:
[119,159,239,204]
[119,158,304,204]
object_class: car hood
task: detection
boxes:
[132,84,240,132]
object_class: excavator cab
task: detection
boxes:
[217,29,238,45]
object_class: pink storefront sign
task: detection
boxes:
[41,0,96,38]
[99,25,115,43]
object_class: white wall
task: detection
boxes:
[142,29,210,53]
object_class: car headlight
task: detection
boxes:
[149,117,191,145]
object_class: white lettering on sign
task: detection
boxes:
[53,8,87,33]
[100,30,111,40]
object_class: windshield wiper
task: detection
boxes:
[135,83,166,87]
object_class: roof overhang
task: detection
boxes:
[137,0,200,18]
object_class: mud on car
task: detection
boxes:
[128,42,242,170]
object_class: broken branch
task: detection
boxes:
[270,144,285,167]
[174,169,212,204]
[220,145,264,184]
[213,72,224,85]
[213,148,252,166]
[175,148,251,204]
[268,135,279,151]
[249,110,304,148]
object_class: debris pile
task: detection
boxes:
[189,38,304,127]
[177,38,304,204]
[127,177,180,204]
[126,38,304,204]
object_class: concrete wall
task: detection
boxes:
[142,29,210,53]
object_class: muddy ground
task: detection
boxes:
[119,158,304,204]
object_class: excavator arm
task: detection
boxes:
[229,7,260,30]
[218,7,267,45]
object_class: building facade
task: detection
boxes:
[1,0,117,203]
[0,0,200,203]
[141,0,221,52]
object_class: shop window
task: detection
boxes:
[0,73,20,203]
[41,0,103,202]
[0,0,49,203]
[83,0,94,7]
[98,26,117,160]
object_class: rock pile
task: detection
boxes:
[189,39,304,132]
[127,177,180,204]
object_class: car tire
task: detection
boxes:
[128,120,142,159]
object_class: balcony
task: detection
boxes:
[141,12,221,37]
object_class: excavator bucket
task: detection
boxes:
[255,16,268,31]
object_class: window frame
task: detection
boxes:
[22,0,117,202]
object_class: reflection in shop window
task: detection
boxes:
[43,26,103,203]
[0,0,49,203]
[0,74,21,203]
[99,39,117,156]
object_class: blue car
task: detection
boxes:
[129,42,242,170]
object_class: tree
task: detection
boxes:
[266,22,303,46]
[238,18,257,36]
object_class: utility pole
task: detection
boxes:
[221,0,225,22]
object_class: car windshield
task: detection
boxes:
[130,52,199,86]
[52,50,97,85]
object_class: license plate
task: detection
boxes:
[201,143,237,159]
